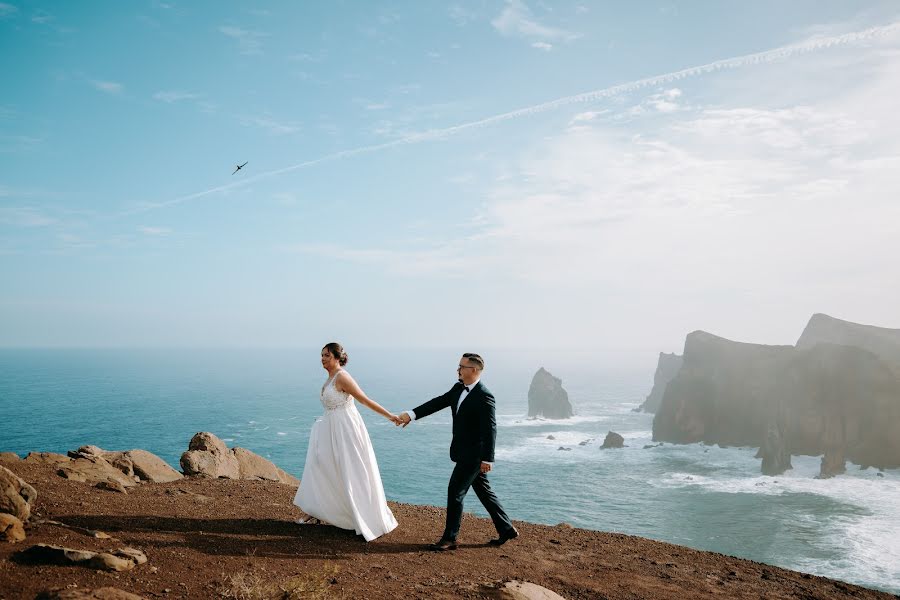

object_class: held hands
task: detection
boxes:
[397,412,411,427]
[387,413,403,426]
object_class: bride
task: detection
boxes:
[293,342,399,541]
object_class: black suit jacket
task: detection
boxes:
[413,381,497,464]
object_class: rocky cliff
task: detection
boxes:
[797,313,900,373]
[652,318,900,477]
[640,352,683,413]
[527,368,573,419]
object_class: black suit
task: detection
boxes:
[413,381,514,542]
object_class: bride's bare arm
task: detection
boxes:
[335,372,398,422]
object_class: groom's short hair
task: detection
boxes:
[462,352,484,370]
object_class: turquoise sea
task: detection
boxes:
[1,348,898,594]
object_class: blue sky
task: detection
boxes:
[2,1,899,361]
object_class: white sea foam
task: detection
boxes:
[277,432,287,436]
[650,455,900,590]
[498,414,610,427]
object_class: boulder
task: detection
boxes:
[57,456,137,489]
[527,368,573,419]
[0,464,38,522]
[24,452,70,465]
[69,446,182,483]
[127,449,182,483]
[639,352,683,413]
[600,431,625,449]
[180,432,295,483]
[36,588,147,600]
[0,513,26,543]
[482,580,567,600]
[233,447,299,485]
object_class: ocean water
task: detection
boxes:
[1,348,898,594]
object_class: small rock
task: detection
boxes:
[0,513,26,543]
[600,431,625,449]
[95,480,128,494]
[556,447,571,452]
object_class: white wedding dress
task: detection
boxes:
[293,369,398,541]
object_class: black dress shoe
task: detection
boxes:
[488,527,519,546]
[428,538,458,551]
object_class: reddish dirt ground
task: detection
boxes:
[1,457,897,599]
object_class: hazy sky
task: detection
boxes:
[2,1,899,361]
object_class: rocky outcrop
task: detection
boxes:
[600,431,625,449]
[57,456,137,490]
[1,465,38,522]
[639,352,683,413]
[652,323,900,477]
[652,331,795,447]
[69,446,182,484]
[233,447,299,484]
[527,368,573,419]
[180,433,298,485]
[797,313,900,373]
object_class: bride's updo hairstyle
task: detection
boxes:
[323,342,349,366]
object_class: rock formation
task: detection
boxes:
[600,432,625,449]
[180,432,299,485]
[68,446,182,484]
[527,368,573,419]
[652,331,795,447]
[639,352,683,413]
[652,318,900,477]
[0,513,26,543]
[1,465,38,523]
[758,422,792,476]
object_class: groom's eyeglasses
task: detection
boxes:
[457,365,476,371]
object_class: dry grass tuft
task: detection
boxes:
[216,563,340,599]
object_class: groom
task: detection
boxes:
[398,352,518,551]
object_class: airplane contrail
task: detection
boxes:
[125,21,899,216]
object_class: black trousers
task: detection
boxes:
[443,461,514,541]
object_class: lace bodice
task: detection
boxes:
[321,370,354,410]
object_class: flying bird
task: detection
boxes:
[232,161,248,175]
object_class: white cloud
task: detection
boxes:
[219,25,267,55]
[91,80,123,94]
[532,41,553,51]
[492,0,579,42]
[138,226,171,236]
[448,5,477,26]
[0,206,56,227]
[153,90,199,103]
[240,114,301,135]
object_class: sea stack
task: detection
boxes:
[528,367,574,419]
